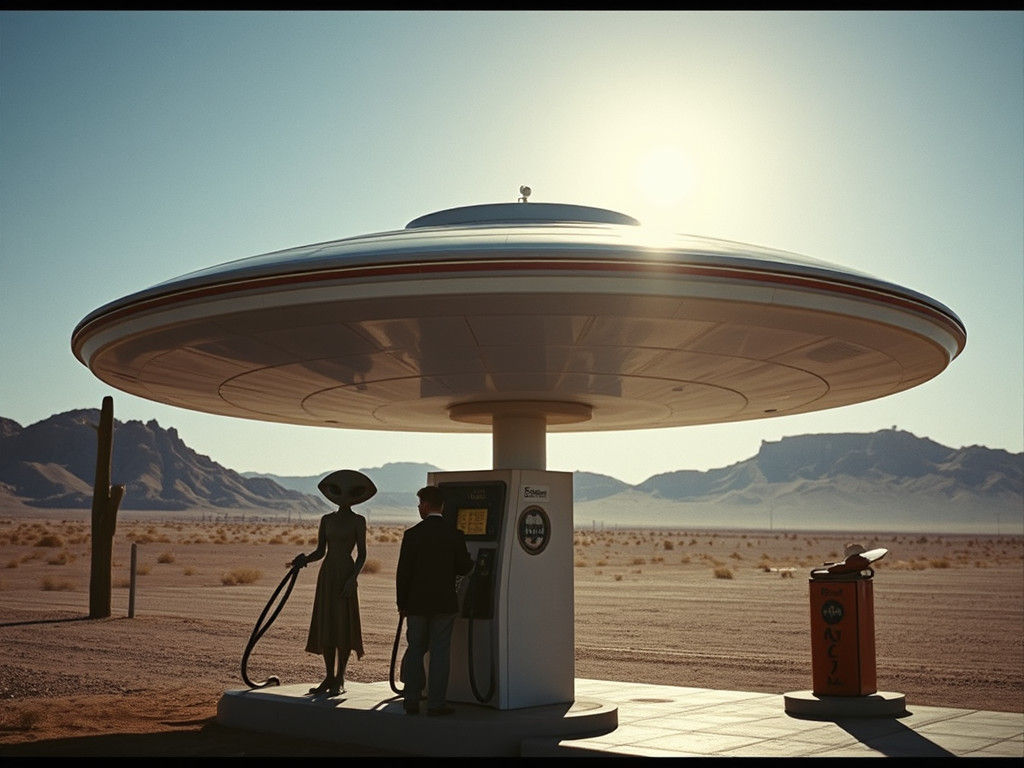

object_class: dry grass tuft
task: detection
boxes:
[362,559,381,574]
[45,550,74,565]
[34,534,64,548]
[713,567,734,579]
[6,706,44,731]
[157,552,176,564]
[221,568,262,586]
[40,575,74,591]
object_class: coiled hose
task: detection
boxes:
[240,563,302,689]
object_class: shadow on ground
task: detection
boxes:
[837,717,957,758]
[0,720,410,757]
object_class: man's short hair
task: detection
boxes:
[416,485,445,510]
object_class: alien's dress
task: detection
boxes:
[305,511,364,658]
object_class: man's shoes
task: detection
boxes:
[403,695,420,715]
[426,706,455,717]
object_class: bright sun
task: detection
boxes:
[634,145,696,210]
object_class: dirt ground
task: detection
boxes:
[1,514,1021,756]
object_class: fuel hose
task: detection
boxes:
[240,562,302,689]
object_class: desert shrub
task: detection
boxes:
[780,569,795,579]
[663,540,674,551]
[596,559,608,566]
[929,558,951,569]
[157,552,175,564]
[713,567,734,579]
[631,557,646,566]
[183,567,196,576]
[6,559,19,569]
[34,534,64,548]
[222,568,261,586]
[729,551,743,560]
[614,574,623,581]
[268,536,285,545]
[362,559,381,574]
[8,706,43,731]
[137,563,152,575]
[114,577,131,588]
[679,555,691,564]
[575,559,588,567]
[41,576,74,591]
[46,551,73,565]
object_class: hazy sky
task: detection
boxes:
[2,11,1021,485]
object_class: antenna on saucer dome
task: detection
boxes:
[518,185,531,202]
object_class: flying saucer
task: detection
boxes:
[72,201,965,467]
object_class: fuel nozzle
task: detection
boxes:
[810,543,888,580]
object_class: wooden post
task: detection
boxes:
[128,542,137,618]
[89,396,125,619]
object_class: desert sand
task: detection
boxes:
[1,513,1021,756]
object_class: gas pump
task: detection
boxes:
[430,469,575,710]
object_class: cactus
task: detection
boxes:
[89,396,125,619]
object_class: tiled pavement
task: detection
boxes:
[524,679,1024,757]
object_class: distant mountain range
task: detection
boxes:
[0,410,325,514]
[1,409,1021,533]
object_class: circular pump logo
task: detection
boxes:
[517,506,550,555]
[821,599,845,625]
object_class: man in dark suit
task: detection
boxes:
[396,485,474,716]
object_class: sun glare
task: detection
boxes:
[635,145,696,210]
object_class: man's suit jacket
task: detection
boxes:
[396,515,473,616]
